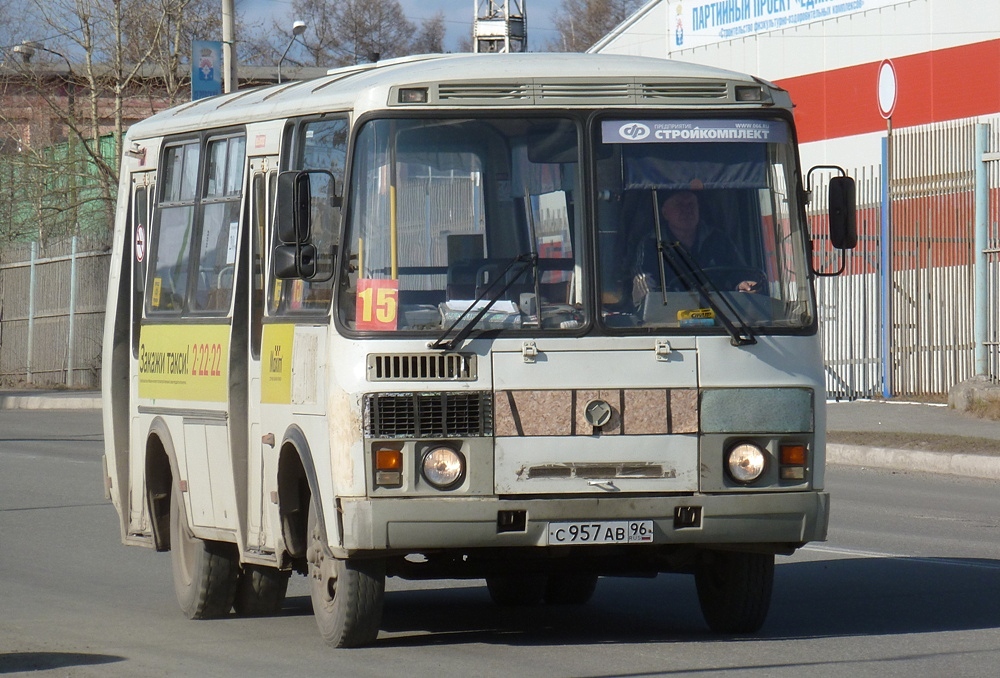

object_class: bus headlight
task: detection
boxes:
[726,443,767,484]
[421,446,465,489]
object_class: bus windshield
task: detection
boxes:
[338,116,584,335]
[595,118,814,333]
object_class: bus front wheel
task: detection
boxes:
[307,500,384,647]
[169,484,239,619]
[694,550,774,634]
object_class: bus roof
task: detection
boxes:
[126,52,785,141]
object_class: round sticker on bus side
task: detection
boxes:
[135,224,146,262]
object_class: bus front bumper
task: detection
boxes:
[337,491,829,553]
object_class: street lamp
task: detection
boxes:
[277,20,307,84]
[12,40,72,73]
[12,41,38,63]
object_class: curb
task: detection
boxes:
[2,398,998,480]
[0,394,102,411]
[827,443,1000,481]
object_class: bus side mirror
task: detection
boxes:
[828,176,857,250]
[273,243,317,279]
[275,169,336,280]
[276,171,312,245]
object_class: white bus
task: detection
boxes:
[102,52,856,647]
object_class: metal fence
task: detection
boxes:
[0,236,110,388]
[983,123,1000,382]
[815,165,884,400]
[819,118,1000,399]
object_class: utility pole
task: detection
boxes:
[222,0,236,92]
[473,0,527,53]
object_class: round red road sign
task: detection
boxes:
[877,59,897,120]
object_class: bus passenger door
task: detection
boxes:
[254,116,347,561]
[245,158,279,559]
[125,172,153,540]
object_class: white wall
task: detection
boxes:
[595,0,1000,172]
[596,0,1000,80]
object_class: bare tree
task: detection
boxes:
[121,0,222,106]
[275,0,342,68]
[413,11,447,55]
[284,0,415,67]
[332,0,416,65]
[20,0,160,236]
[550,0,644,52]
[0,0,187,243]
[0,0,34,55]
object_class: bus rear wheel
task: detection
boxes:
[169,484,239,619]
[694,550,774,634]
[307,500,384,647]
[234,564,290,617]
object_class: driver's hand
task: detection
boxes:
[736,280,759,293]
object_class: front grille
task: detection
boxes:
[365,391,494,438]
[367,353,476,381]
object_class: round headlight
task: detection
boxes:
[421,446,465,489]
[726,443,767,484]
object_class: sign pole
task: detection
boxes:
[222,0,236,93]
[878,59,897,398]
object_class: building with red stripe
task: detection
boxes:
[592,0,1000,170]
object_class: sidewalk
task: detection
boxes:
[2,390,998,479]
[0,389,103,411]
[826,399,1000,480]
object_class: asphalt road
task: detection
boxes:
[3,410,1000,677]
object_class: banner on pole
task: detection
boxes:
[192,40,223,100]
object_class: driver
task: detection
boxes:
[631,189,758,305]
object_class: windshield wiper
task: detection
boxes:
[651,193,755,346]
[429,253,535,351]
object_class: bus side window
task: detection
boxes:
[193,135,246,313]
[147,142,199,314]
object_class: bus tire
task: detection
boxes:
[694,551,774,634]
[169,484,239,619]
[307,500,384,647]
[485,574,547,606]
[234,564,290,617]
[544,573,599,605]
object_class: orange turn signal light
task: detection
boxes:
[376,449,403,471]
[780,444,807,466]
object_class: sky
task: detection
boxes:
[238,0,563,52]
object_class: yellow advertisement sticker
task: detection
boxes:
[138,324,230,401]
[261,324,294,404]
[151,278,162,308]
[677,308,715,320]
[677,307,715,327]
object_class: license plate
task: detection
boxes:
[547,520,654,545]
